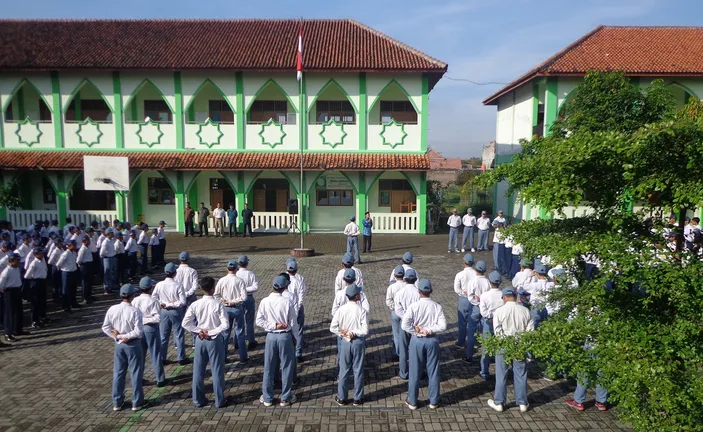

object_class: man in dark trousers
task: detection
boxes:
[198,203,210,237]
[242,204,254,238]
[184,202,196,237]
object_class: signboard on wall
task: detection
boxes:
[316,174,352,190]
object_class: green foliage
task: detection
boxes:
[476,72,703,431]
[0,178,23,210]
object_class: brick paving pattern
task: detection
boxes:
[0,234,632,431]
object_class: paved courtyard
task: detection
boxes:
[0,234,631,431]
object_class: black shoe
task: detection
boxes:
[4,335,17,343]
[30,322,42,329]
[296,356,304,363]
[17,330,31,336]
[463,357,472,364]
[334,395,347,406]
[163,359,175,365]
[156,380,167,388]
[352,399,363,406]
[72,303,82,308]
[293,377,301,386]
[238,357,249,364]
[179,359,192,366]
[248,341,259,350]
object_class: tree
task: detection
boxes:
[475,71,703,432]
[0,178,23,210]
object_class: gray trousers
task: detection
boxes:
[478,229,489,250]
[262,332,295,403]
[112,339,144,408]
[574,375,608,404]
[462,226,475,250]
[494,353,528,406]
[338,336,366,401]
[141,324,165,383]
[193,334,226,408]
[346,236,361,263]
[408,336,441,406]
[448,227,459,250]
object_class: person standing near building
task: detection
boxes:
[512,258,535,289]
[478,271,504,380]
[388,252,418,286]
[101,228,118,295]
[237,255,259,349]
[344,216,362,264]
[362,212,373,253]
[182,276,229,408]
[184,202,196,237]
[57,240,80,313]
[148,229,160,270]
[286,258,307,362]
[102,283,144,412]
[25,247,48,329]
[447,209,461,253]
[386,266,407,358]
[132,277,166,388]
[476,211,491,251]
[152,263,190,365]
[1,252,24,343]
[393,269,420,381]
[214,260,248,363]
[77,236,95,303]
[454,254,476,349]
[156,221,167,266]
[241,203,254,238]
[331,283,368,407]
[137,224,150,274]
[461,208,477,253]
[487,287,534,413]
[175,251,199,307]
[335,253,364,291]
[463,260,491,363]
[115,232,127,284]
[212,203,226,238]
[198,203,210,237]
[523,264,553,329]
[402,279,447,410]
[125,231,138,281]
[257,275,298,407]
[227,203,239,238]
[493,223,505,274]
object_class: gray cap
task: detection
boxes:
[7,252,20,260]
[32,247,44,254]
[106,228,114,235]
[498,210,504,214]
[343,268,357,282]
[179,251,190,261]
[535,264,547,275]
[467,208,473,214]
[393,265,405,278]
[120,284,135,297]
[273,275,290,290]
[488,271,502,284]
[0,241,8,248]
[350,216,356,221]
[67,240,77,247]
[502,287,516,297]
[345,283,361,298]
[164,262,178,273]
[139,277,156,290]
[452,208,458,212]
[551,268,565,278]
[481,210,487,215]
[342,253,354,266]
[404,268,417,281]
[463,253,474,265]
[227,260,239,269]
[418,279,432,294]
[238,255,249,265]
[286,258,298,271]
[402,252,414,264]
[475,260,486,272]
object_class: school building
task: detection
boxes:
[483,25,703,221]
[0,19,447,234]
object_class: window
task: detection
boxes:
[38,100,52,122]
[4,101,12,121]
[147,178,174,205]
[533,103,545,137]
[144,100,172,123]
[65,99,112,122]
[208,100,234,123]
[380,100,417,124]
[316,189,354,206]
[249,100,294,124]
[316,100,355,124]
[42,178,55,204]
[378,179,415,213]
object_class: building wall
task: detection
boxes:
[135,170,177,227]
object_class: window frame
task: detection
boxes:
[316,189,354,206]
[143,100,173,123]
[147,177,174,205]
[315,100,355,124]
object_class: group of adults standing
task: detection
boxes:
[446,208,505,253]
[183,202,255,238]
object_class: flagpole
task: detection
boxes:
[298,20,305,250]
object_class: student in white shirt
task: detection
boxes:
[256,275,298,407]
[48,239,64,301]
[214,260,248,363]
[125,231,138,280]
[476,211,491,251]
[100,229,118,294]
[512,258,535,289]
[148,229,160,269]
[331,283,369,406]
[1,252,25,343]
[493,223,505,275]
[102,283,144,412]
[335,253,364,291]
[387,252,419,286]
[175,251,199,306]
[344,216,362,264]
[212,203,226,238]
[393,269,420,380]
[509,241,523,279]
[386,266,407,358]
[286,258,307,362]
[137,224,150,274]
[57,240,79,313]
[182,276,229,408]
[331,269,370,317]
[478,271,505,380]
[488,287,534,413]
[75,235,94,305]
[447,208,461,253]
[463,260,492,363]
[237,255,259,349]
[401,279,447,410]
[155,221,167,266]
[454,254,476,349]
[115,232,127,285]
[522,264,553,329]
[25,247,48,328]
[492,210,506,227]
[461,208,477,253]
[132,277,166,387]
[152,263,189,365]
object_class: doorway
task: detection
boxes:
[209,178,235,210]
[252,178,289,212]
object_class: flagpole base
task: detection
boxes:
[291,248,315,258]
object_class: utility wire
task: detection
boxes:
[444,76,508,85]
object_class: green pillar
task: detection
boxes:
[115,192,127,221]
[131,176,143,223]
[174,72,184,150]
[56,173,68,224]
[544,77,558,137]
[235,72,245,150]
[525,203,532,221]
[359,73,367,151]
[236,173,246,232]
[0,174,7,219]
[418,172,427,234]
[112,72,124,149]
[175,172,186,232]
[51,72,63,148]
[357,172,367,225]
[420,74,429,152]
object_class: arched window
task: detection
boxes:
[247,80,296,125]
[309,80,357,125]
[3,80,52,123]
[65,80,112,122]
[369,81,418,125]
[186,80,235,124]
[125,80,174,123]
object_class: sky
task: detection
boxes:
[5,0,703,157]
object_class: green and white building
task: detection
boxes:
[0,19,447,233]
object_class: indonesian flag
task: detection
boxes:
[296,25,303,81]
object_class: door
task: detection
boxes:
[210,190,223,211]
[276,189,289,213]
[265,190,277,212]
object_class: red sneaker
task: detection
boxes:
[566,398,585,411]
[595,402,609,412]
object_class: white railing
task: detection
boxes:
[372,213,418,233]
[6,210,119,229]
[252,212,299,233]
[68,210,119,227]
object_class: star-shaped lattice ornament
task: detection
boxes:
[258,118,287,148]
[318,119,347,148]
[380,119,408,149]
[195,118,224,148]
[76,118,103,147]
[15,117,43,147]
[136,117,164,148]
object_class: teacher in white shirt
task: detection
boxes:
[344,216,362,264]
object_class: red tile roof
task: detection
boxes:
[0,151,429,171]
[0,19,447,76]
[484,26,703,104]
[427,149,462,170]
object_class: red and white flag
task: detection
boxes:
[296,25,303,81]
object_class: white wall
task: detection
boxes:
[137,170,177,227]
